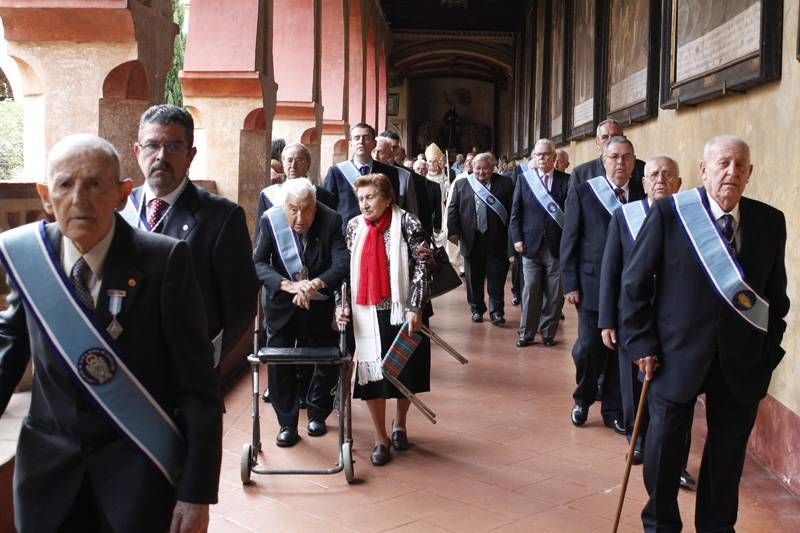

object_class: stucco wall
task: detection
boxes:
[564,1,800,415]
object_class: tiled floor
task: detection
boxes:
[213,284,800,532]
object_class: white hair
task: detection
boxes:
[47,133,121,183]
[473,152,496,166]
[283,177,316,200]
[281,142,311,162]
[645,155,680,175]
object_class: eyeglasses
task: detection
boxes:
[646,172,678,182]
[284,157,308,165]
[533,152,555,158]
[604,154,635,163]
[138,141,188,155]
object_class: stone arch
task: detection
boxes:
[300,126,319,145]
[185,105,204,128]
[243,108,267,131]
[102,60,149,100]
[332,138,348,164]
[6,56,42,96]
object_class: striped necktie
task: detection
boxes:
[70,257,94,309]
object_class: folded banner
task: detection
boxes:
[382,322,436,423]
[521,169,564,227]
[0,221,185,486]
[672,187,768,332]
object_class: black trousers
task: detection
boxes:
[464,232,509,315]
[642,356,759,533]
[267,316,339,428]
[59,475,116,532]
[619,342,648,436]
[572,308,622,420]
[510,250,522,300]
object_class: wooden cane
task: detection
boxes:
[612,376,651,533]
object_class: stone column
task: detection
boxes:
[319,0,348,173]
[272,0,322,182]
[377,35,388,133]
[0,0,176,182]
[180,0,276,228]
[347,0,365,127]
[364,19,377,129]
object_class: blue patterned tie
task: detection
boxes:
[476,194,488,233]
[359,165,369,176]
[720,214,735,249]
[71,257,94,309]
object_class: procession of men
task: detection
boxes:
[0,100,788,533]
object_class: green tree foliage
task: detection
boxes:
[164,0,186,106]
[0,99,23,180]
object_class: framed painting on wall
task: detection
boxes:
[387,93,400,116]
[606,0,660,124]
[567,0,602,140]
[660,0,782,109]
[547,0,568,144]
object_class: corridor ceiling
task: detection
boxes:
[380,0,529,32]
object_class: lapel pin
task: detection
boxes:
[127,278,136,288]
[182,224,189,231]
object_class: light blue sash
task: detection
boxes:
[119,192,151,231]
[336,160,362,190]
[266,206,305,280]
[0,222,185,484]
[467,174,508,225]
[522,169,564,227]
[587,176,623,215]
[621,199,649,241]
[672,188,768,332]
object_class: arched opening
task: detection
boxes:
[243,108,267,131]
[332,138,348,164]
[300,126,318,145]
[102,60,149,100]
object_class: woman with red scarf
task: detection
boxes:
[337,173,432,466]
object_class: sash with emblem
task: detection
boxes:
[335,160,362,190]
[0,221,185,484]
[467,174,508,225]
[521,169,564,227]
[265,206,307,281]
[672,187,768,332]
[586,176,624,215]
[620,199,649,241]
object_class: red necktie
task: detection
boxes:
[614,187,626,204]
[148,198,169,230]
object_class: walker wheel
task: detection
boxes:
[241,443,253,485]
[342,442,355,484]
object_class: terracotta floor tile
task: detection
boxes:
[422,503,515,532]
[210,285,799,531]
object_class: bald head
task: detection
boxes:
[38,134,132,254]
[643,155,681,200]
[47,134,121,184]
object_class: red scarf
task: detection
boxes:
[357,208,392,305]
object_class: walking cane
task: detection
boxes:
[612,376,651,533]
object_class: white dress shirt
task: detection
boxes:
[61,218,116,306]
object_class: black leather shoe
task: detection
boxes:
[631,437,644,465]
[262,387,270,403]
[489,312,505,325]
[604,418,627,435]
[298,396,307,409]
[571,403,588,426]
[391,429,410,451]
[542,337,555,346]
[370,444,391,466]
[511,296,520,306]
[516,337,534,347]
[471,312,483,323]
[679,469,697,491]
[307,419,326,437]
[276,426,299,447]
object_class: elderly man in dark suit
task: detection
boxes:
[447,152,514,324]
[568,119,645,193]
[560,136,644,432]
[510,139,569,348]
[598,156,683,463]
[128,104,258,369]
[0,134,222,533]
[621,136,789,532]
[323,123,401,233]
[253,178,349,447]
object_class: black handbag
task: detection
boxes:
[428,241,462,298]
